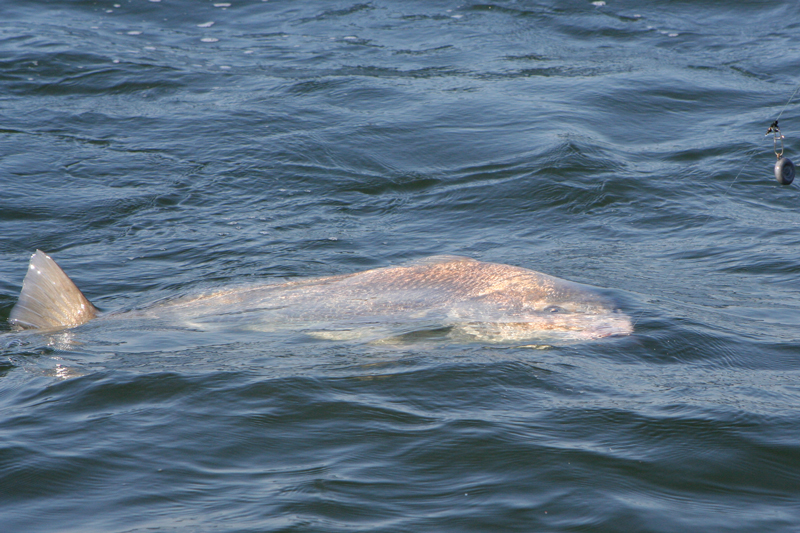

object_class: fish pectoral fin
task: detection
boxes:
[306,329,375,341]
[9,250,98,330]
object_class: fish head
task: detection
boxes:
[455,273,634,343]
[519,276,633,341]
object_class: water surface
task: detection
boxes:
[1,1,799,531]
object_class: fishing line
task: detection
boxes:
[628,78,800,331]
[775,81,800,122]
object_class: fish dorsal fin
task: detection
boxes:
[9,250,97,330]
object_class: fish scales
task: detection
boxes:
[9,252,633,344]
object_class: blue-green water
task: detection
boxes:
[2,1,800,531]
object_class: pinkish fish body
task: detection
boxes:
[9,252,632,344]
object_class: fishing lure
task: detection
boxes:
[767,120,795,185]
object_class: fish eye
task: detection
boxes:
[543,305,566,313]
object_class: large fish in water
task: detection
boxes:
[8,251,632,344]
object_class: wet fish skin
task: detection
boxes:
[9,252,633,343]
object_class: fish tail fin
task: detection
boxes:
[9,250,98,330]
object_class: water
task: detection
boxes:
[1,0,799,531]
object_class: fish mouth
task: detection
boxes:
[570,313,634,340]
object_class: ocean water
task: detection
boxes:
[2,0,800,531]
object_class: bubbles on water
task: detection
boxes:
[591,1,606,6]
[201,37,220,43]
[214,3,231,7]
[127,31,142,35]
[198,21,215,28]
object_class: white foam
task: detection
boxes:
[127,31,142,35]
[201,37,220,43]
[198,21,215,28]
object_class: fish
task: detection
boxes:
[8,250,633,344]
